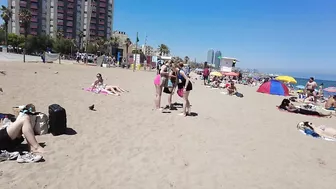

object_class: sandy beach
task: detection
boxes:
[0,61,336,189]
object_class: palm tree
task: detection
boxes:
[19,9,31,63]
[56,29,64,39]
[158,44,170,56]
[0,6,12,47]
[78,31,84,51]
[108,36,120,56]
[124,38,132,63]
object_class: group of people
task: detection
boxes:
[154,60,193,116]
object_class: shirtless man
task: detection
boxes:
[304,77,317,102]
[227,82,237,95]
[325,95,336,110]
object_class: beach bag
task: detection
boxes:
[235,92,244,98]
[177,88,184,97]
[48,104,67,136]
[163,87,172,94]
[34,113,49,135]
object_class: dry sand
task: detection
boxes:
[0,61,336,189]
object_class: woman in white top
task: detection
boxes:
[92,73,128,96]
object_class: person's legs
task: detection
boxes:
[168,87,175,109]
[155,85,163,110]
[180,91,190,116]
[6,115,44,153]
[105,86,120,96]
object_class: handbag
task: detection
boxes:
[163,87,172,94]
[177,88,184,97]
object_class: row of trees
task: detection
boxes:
[0,5,173,61]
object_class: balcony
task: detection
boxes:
[90,20,96,24]
[58,9,64,13]
[31,31,38,35]
[31,0,38,2]
[98,32,104,37]
[31,24,38,29]
[66,17,73,21]
[58,2,64,6]
[67,10,74,15]
[99,21,105,25]
[19,1,27,7]
[68,0,74,2]
[31,17,38,22]
[66,22,73,27]
[57,15,63,19]
[57,22,63,26]
[91,13,96,17]
[31,11,38,16]
[66,28,73,33]
[98,27,104,31]
[31,4,38,9]
[100,0,106,2]
[68,4,74,8]
[99,3,106,7]
[99,15,104,19]
[99,9,105,13]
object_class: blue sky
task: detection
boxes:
[113,0,336,78]
[1,0,335,79]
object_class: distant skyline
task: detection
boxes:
[1,0,336,79]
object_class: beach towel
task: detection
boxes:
[83,87,109,95]
[276,106,325,118]
[297,122,336,141]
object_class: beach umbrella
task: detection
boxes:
[295,85,305,89]
[257,80,289,96]
[275,75,297,84]
[210,71,222,77]
[324,87,336,93]
[222,72,239,76]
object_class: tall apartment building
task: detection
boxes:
[8,0,114,47]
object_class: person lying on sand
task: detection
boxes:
[92,73,128,96]
[227,82,237,95]
[0,107,44,153]
[325,95,336,111]
[279,99,331,117]
[297,121,336,140]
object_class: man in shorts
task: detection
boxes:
[305,77,317,102]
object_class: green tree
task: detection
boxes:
[53,38,74,54]
[19,9,31,62]
[108,36,120,56]
[158,44,170,56]
[0,5,12,47]
[0,27,6,45]
[78,31,84,51]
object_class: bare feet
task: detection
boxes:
[30,146,45,154]
[178,113,187,117]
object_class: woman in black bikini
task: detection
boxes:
[173,63,193,116]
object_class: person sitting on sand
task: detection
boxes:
[92,73,128,96]
[279,99,331,117]
[0,105,44,161]
[227,82,237,95]
[325,95,336,110]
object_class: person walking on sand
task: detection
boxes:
[154,61,171,111]
[173,62,193,116]
[203,64,210,85]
